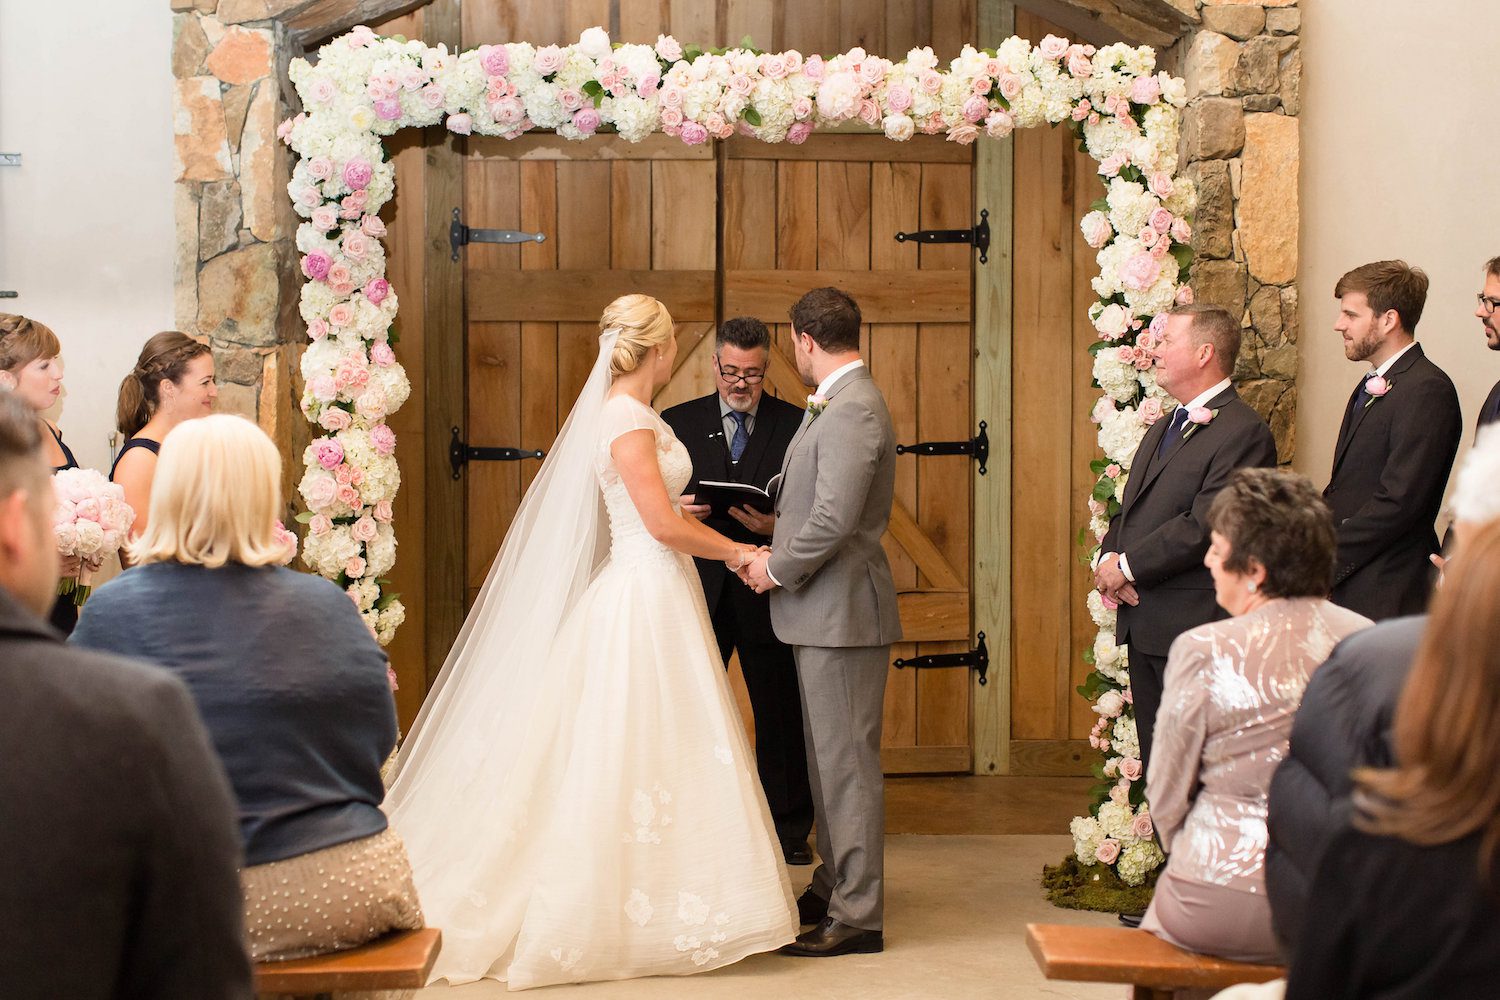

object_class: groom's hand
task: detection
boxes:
[743,551,778,594]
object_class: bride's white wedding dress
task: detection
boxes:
[385,379,797,990]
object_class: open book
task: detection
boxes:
[693,473,782,517]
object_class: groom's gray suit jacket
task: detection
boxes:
[768,366,902,648]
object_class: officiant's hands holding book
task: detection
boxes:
[680,494,713,521]
[727,505,775,536]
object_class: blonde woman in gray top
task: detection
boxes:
[1142,468,1372,963]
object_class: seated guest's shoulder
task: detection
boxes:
[1312,600,1375,638]
[12,639,196,738]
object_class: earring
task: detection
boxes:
[1247,580,1258,594]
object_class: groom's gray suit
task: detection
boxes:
[768,363,901,931]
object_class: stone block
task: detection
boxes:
[172,0,218,10]
[197,241,284,346]
[218,0,307,22]
[1238,378,1295,462]
[215,381,258,420]
[174,183,201,334]
[199,180,243,260]
[1232,35,1282,96]
[1243,94,1281,113]
[1234,330,1262,381]
[1202,6,1265,40]
[206,25,273,86]
[172,14,209,78]
[1266,7,1301,34]
[1184,31,1239,100]
[213,344,265,385]
[1280,45,1302,116]
[1240,112,1299,286]
[240,83,285,242]
[1186,159,1233,260]
[223,84,255,154]
[174,77,233,182]
[1204,0,1294,6]
[1280,285,1300,343]
[1182,97,1245,159]
[1249,283,1285,344]
[1261,343,1298,381]
[1191,258,1249,321]
[1230,157,1243,199]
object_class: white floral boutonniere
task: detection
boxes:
[806,393,829,420]
[1364,374,1392,406]
[1179,405,1217,442]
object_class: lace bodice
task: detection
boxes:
[596,396,693,563]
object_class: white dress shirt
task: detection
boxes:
[1370,340,1416,379]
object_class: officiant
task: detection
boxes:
[663,317,814,865]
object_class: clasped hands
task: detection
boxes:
[727,546,778,594]
[1093,553,1139,608]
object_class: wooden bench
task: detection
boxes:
[254,927,442,999]
[1027,923,1284,1000]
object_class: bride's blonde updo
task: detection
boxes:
[602,294,674,378]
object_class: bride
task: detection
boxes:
[385,294,798,988]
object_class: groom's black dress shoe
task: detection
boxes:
[782,839,814,866]
[796,887,829,925]
[780,917,884,957]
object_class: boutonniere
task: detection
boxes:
[1179,406,1218,441]
[806,393,829,419]
[1364,374,1392,406]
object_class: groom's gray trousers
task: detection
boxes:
[793,643,890,931]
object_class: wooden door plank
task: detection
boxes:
[466,322,521,591]
[610,161,653,269]
[619,0,665,42]
[881,745,971,774]
[652,159,717,270]
[723,0,773,50]
[563,0,610,40]
[467,269,717,321]
[896,590,970,642]
[519,321,557,497]
[723,159,777,271]
[839,0,885,55]
[519,160,559,271]
[464,159,521,272]
[724,270,969,322]
[816,161,872,270]
[557,321,601,418]
[556,161,611,270]
[728,134,970,164]
[668,0,716,45]
[776,161,819,270]
[472,133,714,162]
[884,0,933,60]
[931,0,977,64]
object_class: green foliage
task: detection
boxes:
[1042,855,1157,915]
[582,80,605,107]
[742,107,763,127]
[1171,242,1194,282]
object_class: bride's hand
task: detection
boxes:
[726,546,758,572]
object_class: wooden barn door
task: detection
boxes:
[719,134,977,774]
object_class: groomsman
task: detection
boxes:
[662,317,814,865]
[1094,304,1277,772]
[1323,260,1461,621]
[1472,255,1500,430]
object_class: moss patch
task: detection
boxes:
[1042,855,1158,915]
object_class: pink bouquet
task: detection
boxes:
[52,468,135,606]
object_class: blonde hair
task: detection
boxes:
[602,294,675,378]
[128,414,287,569]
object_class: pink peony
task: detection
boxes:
[1365,375,1390,397]
[1188,406,1214,425]
[1095,838,1122,864]
[364,278,390,305]
[1121,251,1163,291]
[1091,396,1116,424]
[371,423,397,455]
[445,111,473,135]
[343,158,374,191]
[1039,34,1070,60]
[679,121,709,145]
[301,251,332,281]
[370,342,396,367]
[1149,312,1170,337]
[308,375,337,403]
[304,474,338,508]
[787,121,814,144]
[313,438,344,470]
[1131,813,1155,839]
[984,109,1015,139]
[1081,211,1114,249]
[573,107,601,134]
[962,94,989,123]
[374,97,402,121]
[1120,757,1143,781]
[1140,397,1164,425]
[479,44,510,77]
[816,73,862,120]
[1130,74,1162,106]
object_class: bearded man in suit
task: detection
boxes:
[1094,304,1278,772]
[662,316,814,866]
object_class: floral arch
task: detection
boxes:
[280,24,1198,885]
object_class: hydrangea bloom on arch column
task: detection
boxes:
[279,25,1195,884]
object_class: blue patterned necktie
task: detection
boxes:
[728,410,750,463]
[1156,407,1189,460]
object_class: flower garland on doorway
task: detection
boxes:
[279,25,1197,885]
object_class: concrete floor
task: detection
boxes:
[398,778,1119,1000]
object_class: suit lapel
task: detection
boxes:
[777,367,866,487]
[1130,386,1238,504]
[1331,344,1425,476]
[697,395,731,483]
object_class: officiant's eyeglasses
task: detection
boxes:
[715,360,765,385]
[1479,294,1500,316]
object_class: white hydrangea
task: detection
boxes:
[1092,350,1143,404]
[1111,715,1141,762]
[301,522,361,576]
[1087,592,1118,631]
[1098,406,1148,464]
[1070,814,1104,865]
[365,522,397,578]
[1116,838,1165,886]
[1105,181,1157,240]
[1097,800,1138,843]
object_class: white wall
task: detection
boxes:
[0,0,176,472]
[1297,1,1500,498]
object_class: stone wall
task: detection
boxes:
[1170,0,1301,460]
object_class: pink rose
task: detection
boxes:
[1071,100,1092,122]
[1081,211,1114,249]
[658,86,684,110]
[374,97,402,121]
[573,107,601,134]
[345,555,367,578]
[479,44,510,77]
[352,515,379,543]
[1039,34,1070,60]
[703,112,726,135]
[421,84,445,109]
[335,463,356,485]
[1098,151,1126,177]
[655,34,683,63]
[1130,74,1162,105]
[947,123,980,145]
[679,121,709,146]
[1067,47,1093,79]
[319,407,352,431]
[803,54,826,81]
[301,251,332,281]
[885,84,913,113]
[1088,497,1105,516]
[559,88,584,113]
[1188,406,1213,425]
[859,99,882,127]
[638,72,659,96]
[326,263,352,287]
[307,318,330,341]
[1092,397,1116,424]
[364,278,390,305]
[330,280,355,298]
[783,50,803,74]
[336,484,361,509]
[313,438,344,470]
[791,97,813,120]
[1138,226,1159,248]
[1171,218,1192,244]
[659,107,685,129]
[491,96,525,125]
[1175,284,1195,305]
[1115,346,1135,364]
[971,76,992,96]
[1149,207,1174,234]
[1149,171,1174,199]
[1131,813,1155,839]
[311,205,338,232]
[277,115,299,143]
[533,44,564,76]
[962,94,989,123]
[309,513,333,536]
[997,73,1024,101]
[1094,838,1121,864]
[328,302,356,327]
[360,214,387,238]
[307,156,334,181]
[371,424,397,455]
[729,73,753,97]
[305,474,338,508]
[1140,397,1164,425]
[787,121,814,144]
[761,53,788,80]
[919,70,943,96]
[373,499,394,523]
[1105,463,1122,478]
[1120,757,1143,781]
[1121,251,1163,292]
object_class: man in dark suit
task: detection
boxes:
[0,392,251,999]
[1323,260,1462,621]
[1094,304,1278,772]
[1472,255,1500,430]
[662,317,814,865]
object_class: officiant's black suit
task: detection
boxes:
[1101,384,1277,770]
[1324,343,1461,622]
[662,391,813,848]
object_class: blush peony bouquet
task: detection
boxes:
[52,468,135,606]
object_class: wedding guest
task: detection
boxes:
[1267,424,1500,952]
[1094,304,1278,771]
[1142,468,1371,964]
[662,317,814,866]
[1323,260,1461,620]
[1285,517,1500,999]
[0,392,251,999]
[73,415,423,961]
[111,331,216,540]
[0,313,86,633]
[1470,255,1500,430]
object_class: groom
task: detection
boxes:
[741,287,901,957]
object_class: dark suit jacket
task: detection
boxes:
[1266,615,1421,951]
[663,391,805,618]
[0,588,251,1000]
[1324,343,1461,621]
[1101,384,1279,656]
[1477,378,1500,432]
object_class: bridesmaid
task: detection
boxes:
[111,332,216,542]
[0,313,82,633]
